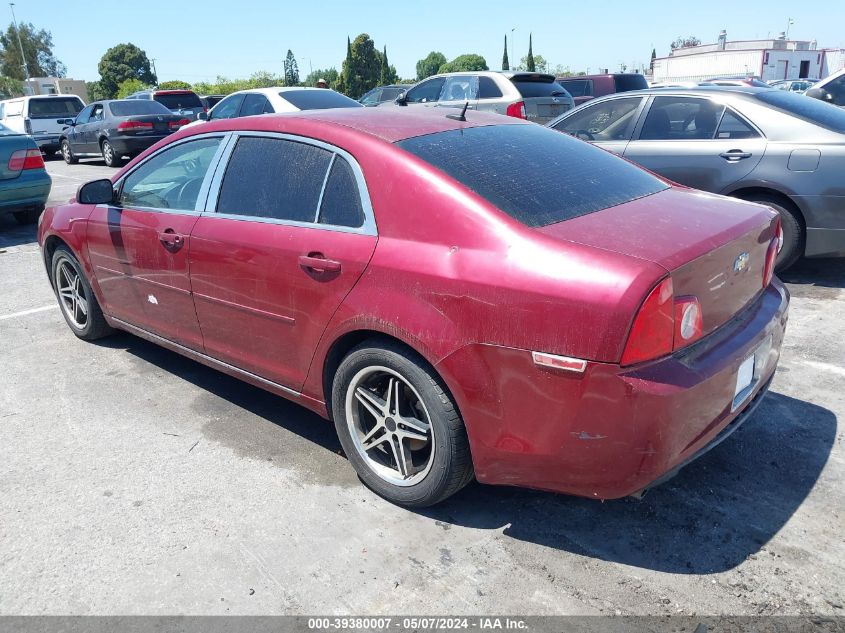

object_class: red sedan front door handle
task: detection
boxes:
[299,253,342,273]
[159,229,185,252]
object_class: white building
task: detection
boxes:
[652,31,845,84]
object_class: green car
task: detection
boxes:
[0,122,51,225]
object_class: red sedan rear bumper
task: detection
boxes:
[437,280,789,499]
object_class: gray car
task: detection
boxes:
[391,71,573,125]
[547,86,845,269]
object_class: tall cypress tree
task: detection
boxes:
[502,35,509,71]
[338,36,352,95]
[380,45,389,85]
[526,33,535,72]
[650,47,656,72]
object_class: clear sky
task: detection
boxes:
[15,0,845,83]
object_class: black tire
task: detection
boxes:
[61,139,78,165]
[741,194,803,272]
[101,140,123,168]
[51,245,113,341]
[12,207,42,225]
[332,339,474,507]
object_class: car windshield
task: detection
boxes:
[154,92,202,109]
[110,101,172,116]
[279,90,363,110]
[397,124,667,227]
[28,97,84,119]
[755,90,845,133]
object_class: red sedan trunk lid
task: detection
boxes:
[536,187,778,338]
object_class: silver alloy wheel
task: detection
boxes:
[61,141,71,162]
[102,141,113,164]
[57,261,88,329]
[345,366,435,486]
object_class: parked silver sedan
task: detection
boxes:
[547,86,845,269]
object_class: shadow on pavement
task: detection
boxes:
[423,391,836,574]
[780,257,845,290]
[94,334,835,575]
[0,214,37,249]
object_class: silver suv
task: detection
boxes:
[391,71,573,124]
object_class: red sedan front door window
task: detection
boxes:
[189,134,377,392]
[86,136,224,350]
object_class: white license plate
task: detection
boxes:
[733,355,755,409]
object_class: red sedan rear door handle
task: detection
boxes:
[159,229,185,251]
[299,254,342,273]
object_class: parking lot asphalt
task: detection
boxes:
[0,157,843,615]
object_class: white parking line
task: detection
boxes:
[0,305,58,320]
[800,359,845,377]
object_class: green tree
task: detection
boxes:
[518,54,547,73]
[158,80,191,90]
[97,43,157,98]
[0,75,23,98]
[283,50,299,86]
[670,36,701,50]
[437,54,488,74]
[526,33,535,72]
[502,35,509,71]
[86,80,108,101]
[378,46,398,86]
[116,78,150,98]
[650,48,657,71]
[304,67,339,88]
[0,22,66,79]
[415,51,446,80]
[339,33,381,97]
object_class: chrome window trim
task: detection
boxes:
[105,132,233,216]
[314,153,336,223]
[204,130,378,237]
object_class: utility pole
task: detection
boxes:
[510,28,515,70]
[9,3,30,87]
[786,18,794,39]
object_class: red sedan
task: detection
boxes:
[37,108,788,507]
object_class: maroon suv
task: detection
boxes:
[557,73,648,106]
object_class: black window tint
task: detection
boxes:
[716,109,760,139]
[478,76,503,99]
[613,75,648,92]
[210,94,244,120]
[120,137,222,211]
[319,157,364,227]
[280,90,362,110]
[241,93,272,116]
[381,87,404,101]
[558,79,590,97]
[217,137,332,222]
[154,92,203,109]
[511,78,568,98]
[759,88,845,131]
[109,100,171,116]
[405,78,446,103]
[398,124,667,228]
[28,97,84,118]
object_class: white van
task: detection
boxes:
[0,94,86,155]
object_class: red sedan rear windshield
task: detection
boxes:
[397,124,667,227]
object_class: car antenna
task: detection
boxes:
[446,101,469,122]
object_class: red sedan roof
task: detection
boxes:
[248,107,524,143]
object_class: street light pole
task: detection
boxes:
[9,3,30,86]
[510,28,515,70]
[786,17,794,39]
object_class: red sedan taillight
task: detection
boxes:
[169,119,191,130]
[117,121,154,131]
[763,218,782,288]
[506,101,526,119]
[621,278,705,366]
[8,149,45,171]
